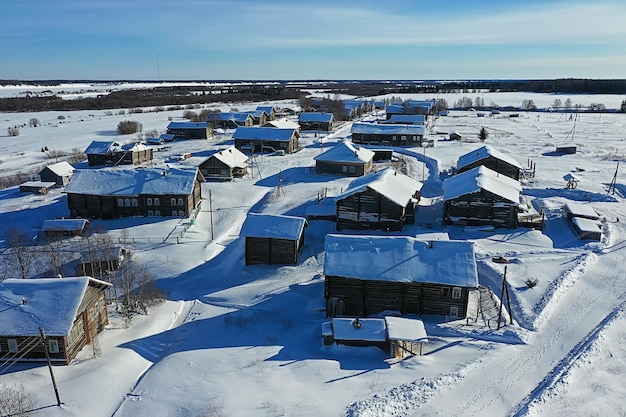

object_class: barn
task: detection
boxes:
[64,167,203,219]
[233,126,300,154]
[240,213,307,265]
[314,140,375,177]
[443,165,522,229]
[456,145,522,180]
[41,218,89,238]
[298,112,334,131]
[350,123,425,146]
[323,234,478,318]
[335,168,423,231]
[0,276,111,365]
[84,141,153,166]
[166,121,213,139]
[39,161,74,186]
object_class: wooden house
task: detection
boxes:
[250,110,269,125]
[323,235,478,318]
[442,165,522,229]
[0,276,111,365]
[262,119,300,130]
[385,100,435,119]
[76,246,126,277]
[314,140,375,177]
[64,167,203,219]
[298,112,334,131]
[335,168,423,231]
[84,141,153,167]
[39,161,75,186]
[240,213,307,265]
[256,105,277,121]
[41,218,89,238]
[350,123,425,146]
[456,145,522,180]
[233,126,299,154]
[19,181,55,194]
[207,112,254,129]
[166,121,213,139]
[195,147,248,181]
[382,114,425,125]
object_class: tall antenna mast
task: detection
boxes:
[156,53,161,81]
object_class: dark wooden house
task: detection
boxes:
[233,126,300,154]
[166,121,213,139]
[324,235,478,318]
[41,218,89,238]
[298,112,334,131]
[335,168,423,231]
[443,165,522,229]
[256,105,277,121]
[250,110,269,125]
[241,213,307,265]
[84,141,153,167]
[19,181,55,194]
[194,147,248,181]
[207,112,254,129]
[385,100,435,119]
[314,140,375,177]
[0,276,111,365]
[382,114,425,125]
[350,123,425,146]
[64,167,203,219]
[39,161,75,186]
[456,145,522,180]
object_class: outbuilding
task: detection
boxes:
[240,213,307,265]
[39,161,74,186]
[298,112,334,131]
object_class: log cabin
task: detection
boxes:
[233,126,299,154]
[166,121,213,139]
[314,140,374,177]
[350,123,425,146]
[456,145,522,180]
[39,161,74,186]
[84,141,153,167]
[298,112,334,131]
[241,213,307,265]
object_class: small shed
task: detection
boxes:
[19,181,56,194]
[571,217,603,241]
[385,316,428,358]
[314,140,375,177]
[84,141,153,166]
[564,202,599,221]
[146,137,164,145]
[76,246,126,277]
[41,218,89,238]
[556,145,577,154]
[241,213,307,265]
[329,318,388,349]
[194,147,248,181]
[39,161,74,186]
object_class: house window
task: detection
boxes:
[154,198,160,206]
[348,166,355,173]
[171,198,177,206]
[441,287,450,297]
[155,210,161,216]
[220,169,229,176]
[401,135,407,141]
[452,287,462,299]
[117,198,124,207]
[392,135,397,142]
[8,339,18,353]
[342,166,348,173]
[131,199,138,207]
[450,306,459,317]
[124,198,131,207]
[147,210,154,216]
[48,339,59,354]
[178,210,186,216]
[147,198,153,206]
[177,198,184,206]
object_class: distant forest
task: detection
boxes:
[2,79,626,112]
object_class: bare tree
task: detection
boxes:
[5,227,35,279]
[0,383,38,417]
[28,118,40,127]
[42,238,67,277]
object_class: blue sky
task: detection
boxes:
[1,0,626,80]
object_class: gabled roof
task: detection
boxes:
[64,167,200,196]
[232,126,297,142]
[337,168,422,206]
[457,145,522,170]
[167,121,208,129]
[262,119,300,130]
[351,123,425,136]
[250,110,268,118]
[41,218,88,232]
[41,161,74,177]
[0,277,111,337]
[443,165,521,204]
[256,105,276,114]
[298,112,334,123]
[314,140,375,163]
[383,115,426,124]
[208,147,248,169]
[240,213,307,240]
[324,234,478,287]
[84,141,149,155]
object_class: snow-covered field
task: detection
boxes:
[1,89,626,416]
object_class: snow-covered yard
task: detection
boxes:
[2,89,626,416]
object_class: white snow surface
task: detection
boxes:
[1,90,626,416]
[442,165,522,203]
[314,139,375,163]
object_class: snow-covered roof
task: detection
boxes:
[383,115,425,124]
[332,318,387,342]
[298,112,334,122]
[20,181,55,188]
[64,167,199,196]
[251,110,268,118]
[208,147,248,168]
[336,168,423,206]
[0,277,110,337]
[385,316,428,343]
[572,217,603,233]
[84,140,118,155]
[314,140,375,163]
[146,137,164,144]
[122,142,150,152]
[565,202,599,220]
[351,123,425,136]
[256,106,276,114]
[262,119,300,130]
[240,213,307,240]
[324,234,479,287]
[232,127,297,142]
[42,161,74,177]
[41,218,88,232]
[167,121,208,129]
[457,145,522,170]
[443,165,521,204]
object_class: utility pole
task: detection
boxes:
[209,189,214,241]
[39,327,62,406]
[608,161,619,195]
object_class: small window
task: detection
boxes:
[154,198,160,206]
[452,287,462,299]
[178,210,185,216]
[220,169,229,176]
[48,339,59,353]
[401,135,407,141]
[348,166,355,173]
[171,198,177,206]
[177,198,184,206]
[341,166,348,173]
[147,198,153,206]
[449,306,459,317]
[124,198,131,207]
[131,199,138,207]
[8,339,18,353]
[392,135,397,142]
[147,210,154,216]
[155,210,161,216]
[117,198,124,207]
[441,287,450,297]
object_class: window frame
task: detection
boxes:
[8,339,18,353]
[452,287,462,299]
[48,339,60,354]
